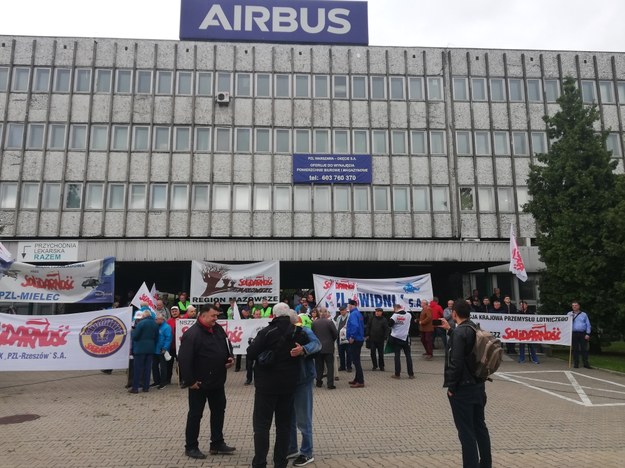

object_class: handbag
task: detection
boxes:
[384,336,395,354]
[365,338,371,349]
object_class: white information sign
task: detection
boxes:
[18,241,79,263]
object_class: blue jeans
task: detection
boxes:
[349,341,364,384]
[132,353,153,391]
[289,381,314,457]
[518,344,538,363]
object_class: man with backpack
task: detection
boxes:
[441,299,492,468]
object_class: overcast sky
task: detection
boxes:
[1,0,624,52]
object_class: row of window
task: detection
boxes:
[0,182,528,214]
[3,66,625,105]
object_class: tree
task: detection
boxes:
[525,76,624,341]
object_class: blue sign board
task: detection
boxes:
[293,154,372,184]
[180,0,369,45]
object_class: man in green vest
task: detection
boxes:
[259,298,272,318]
[177,292,191,312]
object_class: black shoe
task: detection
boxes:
[128,389,138,394]
[371,367,378,371]
[293,454,315,466]
[574,365,579,368]
[157,384,167,390]
[124,384,132,389]
[234,368,241,372]
[380,368,385,372]
[142,388,149,393]
[149,382,159,387]
[327,385,336,389]
[244,380,252,385]
[584,364,593,369]
[185,449,207,459]
[338,367,346,372]
[347,368,353,372]
[315,381,323,388]
[209,443,236,455]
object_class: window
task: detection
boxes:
[116,70,132,93]
[275,74,290,97]
[453,77,468,100]
[197,72,213,95]
[154,127,172,153]
[545,79,560,102]
[69,124,87,150]
[531,132,547,155]
[490,78,506,101]
[174,127,191,152]
[0,67,8,91]
[216,72,232,93]
[459,187,475,211]
[334,186,350,211]
[151,185,167,210]
[391,130,407,154]
[192,185,210,210]
[456,131,472,155]
[254,185,271,211]
[156,71,173,95]
[372,130,387,154]
[432,187,449,211]
[90,125,108,150]
[195,127,211,152]
[512,132,529,156]
[12,67,30,92]
[390,77,405,100]
[42,183,61,210]
[294,186,311,211]
[408,77,424,100]
[129,184,147,210]
[599,81,614,103]
[393,187,410,211]
[171,185,188,210]
[618,82,625,104]
[352,76,367,99]
[107,184,125,209]
[373,187,390,211]
[95,69,112,93]
[427,77,443,100]
[295,129,310,153]
[74,69,91,93]
[334,130,349,154]
[314,75,329,98]
[606,133,622,158]
[21,183,39,209]
[475,131,491,155]
[314,129,329,153]
[353,130,369,154]
[430,131,446,155]
[353,186,370,211]
[274,186,291,210]
[478,187,494,211]
[256,74,271,97]
[236,73,252,96]
[471,78,487,101]
[133,126,150,151]
[411,131,426,155]
[255,128,271,152]
[313,186,331,211]
[516,187,529,210]
[508,79,524,101]
[176,71,193,95]
[275,129,290,153]
[48,124,66,150]
[215,128,231,152]
[498,187,514,212]
[112,125,129,151]
[53,69,71,92]
[494,131,510,156]
[64,183,83,209]
[371,76,385,99]
[333,75,348,98]
[527,79,542,102]
[295,75,309,98]
[6,123,24,149]
[85,183,104,209]
[26,124,45,149]
[0,183,18,208]
[581,80,596,103]
[33,68,51,92]
[413,187,430,211]
[235,128,251,152]
[136,70,152,94]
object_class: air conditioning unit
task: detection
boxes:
[216,91,230,104]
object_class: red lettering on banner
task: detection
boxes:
[139,294,156,309]
[0,318,70,348]
[238,275,273,287]
[511,247,526,272]
[502,324,561,342]
[225,327,243,344]
[335,281,356,290]
[20,272,75,291]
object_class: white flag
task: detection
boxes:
[150,283,157,298]
[0,242,14,269]
[231,301,241,320]
[509,225,528,282]
[131,282,158,309]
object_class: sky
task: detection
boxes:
[1,0,624,53]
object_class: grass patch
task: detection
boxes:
[550,341,625,373]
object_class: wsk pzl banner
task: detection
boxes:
[175,318,270,355]
[470,313,573,345]
[190,261,280,304]
[0,257,115,303]
[0,307,132,371]
[313,273,434,312]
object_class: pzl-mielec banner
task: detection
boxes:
[180,0,369,45]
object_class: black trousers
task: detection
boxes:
[349,341,364,384]
[393,338,414,377]
[571,331,590,366]
[252,391,295,468]
[370,340,385,370]
[448,384,492,468]
[315,352,335,387]
[151,353,167,385]
[185,386,227,451]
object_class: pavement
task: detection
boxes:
[1,348,625,468]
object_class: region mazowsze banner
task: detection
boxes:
[470,313,572,345]
[175,318,270,355]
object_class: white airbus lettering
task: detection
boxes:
[327,8,351,34]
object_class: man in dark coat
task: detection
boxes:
[365,307,390,371]
[129,309,158,394]
[311,307,338,389]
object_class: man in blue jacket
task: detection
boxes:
[151,312,172,389]
[129,310,158,394]
[346,299,365,388]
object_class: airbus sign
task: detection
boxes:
[180,0,369,45]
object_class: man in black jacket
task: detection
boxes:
[365,307,390,371]
[441,299,492,468]
[178,304,236,460]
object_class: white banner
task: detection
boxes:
[175,318,270,355]
[470,313,572,345]
[0,257,116,304]
[131,282,157,309]
[0,307,132,371]
[190,261,280,304]
[313,273,434,312]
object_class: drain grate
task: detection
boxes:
[0,414,41,425]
